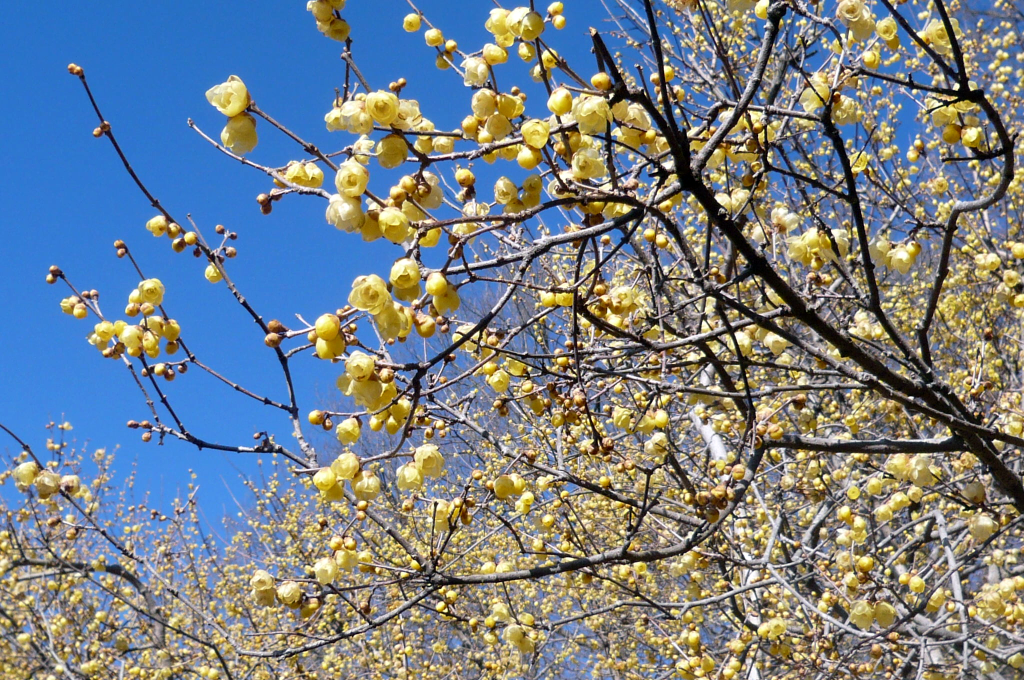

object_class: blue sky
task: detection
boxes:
[0,1,597,510]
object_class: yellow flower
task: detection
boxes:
[908,454,937,487]
[326,99,373,135]
[313,557,338,585]
[396,463,424,492]
[331,452,361,480]
[462,57,490,87]
[874,601,896,627]
[378,207,412,244]
[414,444,445,478]
[351,469,381,501]
[389,258,420,289]
[431,500,452,533]
[472,89,498,119]
[763,332,789,356]
[483,43,508,65]
[433,286,461,315]
[487,369,510,393]
[345,351,375,381]
[547,87,573,116]
[306,0,335,22]
[485,8,509,34]
[325,105,346,132]
[138,279,165,305]
[276,581,302,606]
[348,274,391,315]
[205,75,249,117]
[335,417,361,444]
[484,114,513,140]
[521,119,550,149]
[13,462,39,487]
[220,114,258,155]
[875,16,898,41]
[849,600,874,630]
[969,514,998,542]
[571,148,607,179]
[494,475,515,499]
[335,160,369,197]
[921,18,962,55]
[325,195,365,232]
[365,90,400,126]
[392,99,422,131]
[507,8,544,40]
[497,93,525,119]
[376,134,408,169]
[313,467,337,492]
[316,16,351,42]
[145,215,169,237]
[836,0,875,41]
[799,74,830,113]
[35,471,61,499]
[283,161,324,188]
[374,303,411,341]
[418,171,444,209]
[250,569,275,591]
[572,94,612,135]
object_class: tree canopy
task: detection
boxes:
[6,0,1024,678]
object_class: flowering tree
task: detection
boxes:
[6,0,1024,678]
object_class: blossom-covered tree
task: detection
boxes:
[6,0,1024,678]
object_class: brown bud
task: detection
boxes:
[268,320,288,334]
[256,194,270,206]
[378,368,395,383]
[93,127,104,138]
[68,63,84,76]
[224,246,237,258]
[260,202,273,215]
[126,420,140,429]
[141,432,152,442]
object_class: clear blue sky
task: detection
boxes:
[0,1,597,509]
